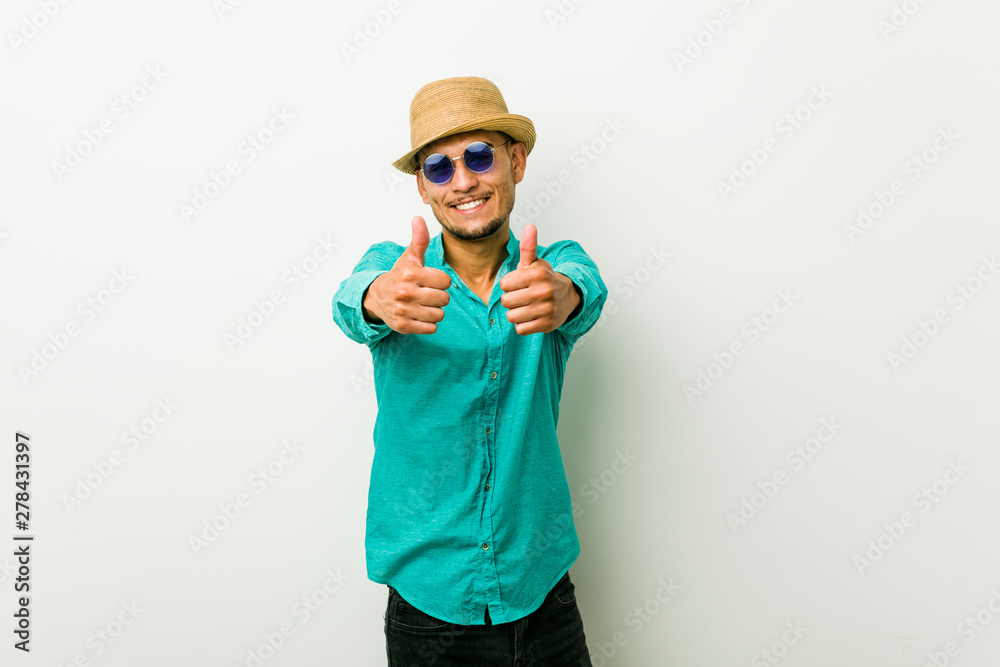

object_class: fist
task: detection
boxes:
[363,216,452,334]
[499,223,580,335]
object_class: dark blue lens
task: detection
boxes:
[423,154,453,183]
[463,142,494,172]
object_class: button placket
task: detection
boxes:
[478,303,503,571]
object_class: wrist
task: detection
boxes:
[362,276,385,324]
[563,275,582,322]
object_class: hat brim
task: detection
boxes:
[392,114,535,175]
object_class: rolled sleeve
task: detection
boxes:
[332,242,402,347]
[543,240,608,342]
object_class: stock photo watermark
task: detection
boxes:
[510,116,628,232]
[716,85,832,202]
[726,417,844,534]
[234,568,348,667]
[188,439,305,556]
[749,620,810,667]
[16,268,135,386]
[223,235,340,351]
[682,288,797,404]
[574,244,670,350]
[524,448,639,563]
[843,126,958,245]
[590,578,682,666]
[544,0,590,31]
[385,114,628,222]
[877,0,934,39]
[672,0,758,73]
[213,0,250,20]
[0,554,19,588]
[55,601,144,666]
[51,65,167,182]
[178,106,294,224]
[12,432,33,652]
[7,0,74,53]
[853,459,970,575]
[61,398,179,513]
[339,0,410,63]
[920,588,1000,667]
[886,254,997,372]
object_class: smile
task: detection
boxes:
[452,197,488,213]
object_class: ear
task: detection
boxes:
[510,142,527,185]
[416,171,429,204]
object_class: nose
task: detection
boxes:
[448,158,479,191]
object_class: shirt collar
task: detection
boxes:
[425,226,520,274]
[425,227,520,307]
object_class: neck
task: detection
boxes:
[441,222,510,283]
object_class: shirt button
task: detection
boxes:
[490,371,497,379]
[482,543,489,550]
[484,484,491,491]
[489,318,495,325]
[485,426,491,434]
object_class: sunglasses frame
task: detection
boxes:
[418,140,512,184]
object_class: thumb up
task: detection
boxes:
[518,222,538,269]
[363,216,452,335]
[499,222,576,336]
[404,215,429,267]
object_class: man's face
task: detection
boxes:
[415,129,526,243]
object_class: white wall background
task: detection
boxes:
[2,1,999,665]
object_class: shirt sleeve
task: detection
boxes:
[332,241,403,347]
[543,239,609,343]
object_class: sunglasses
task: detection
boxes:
[419,140,511,184]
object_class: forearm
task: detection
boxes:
[547,250,608,340]
[561,273,583,323]
[363,275,385,324]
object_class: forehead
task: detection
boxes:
[418,129,505,159]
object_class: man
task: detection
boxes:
[332,76,607,665]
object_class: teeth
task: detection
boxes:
[455,198,485,210]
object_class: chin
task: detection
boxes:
[446,217,505,241]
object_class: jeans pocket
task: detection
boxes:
[388,587,451,631]
[551,572,577,608]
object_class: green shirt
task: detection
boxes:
[331,227,607,625]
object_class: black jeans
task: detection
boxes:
[385,572,593,666]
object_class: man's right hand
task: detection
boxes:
[362,216,452,334]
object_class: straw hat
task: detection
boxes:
[392,76,536,175]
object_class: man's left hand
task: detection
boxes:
[499,223,581,335]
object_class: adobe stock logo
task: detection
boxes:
[590,578,682,666]
[178,107,294,224]
[51,65,167,182]
[877,0,933,39]
[853,459,970,575]
[17,269,135,386]
[750,620,809,667]
[7,0,74,53]
[886,254,998,372]
[716,86,832,202]
[672,0,758,73]
[726,417,844,534]
[920,588,1000,667]
[682,288,797,403]
[339,0,409,63]
[843,126,958,245]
